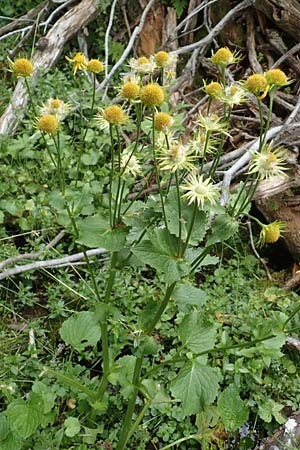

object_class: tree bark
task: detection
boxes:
[254,0,300,39]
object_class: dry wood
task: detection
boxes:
[246,12,263,73]
[255,0,300,40]
[0,0,100,137]
[0,0,50,38]
[257,411,300,449]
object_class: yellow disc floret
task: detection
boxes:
[121,81,140,100]
[245,74,268,95]
[140,83,165,107]
[211,47,234,66]
[154,112,173,131]
[155,51,170,68]
[10,58,33,77]
[50,99,62,109]
[204,81,223,98]
[38,115,59,134]
[87,59,104,73]
[265,69,288,86]
[258,221,285,246]
[137,56,150,65]
[264,223,281,243]
[103,105,125,124]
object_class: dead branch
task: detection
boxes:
[0,0,49,38]
[172,0,254,55]
[0,0,100,137]
[96,0,156,94]
[0,247,107,281]
[246,13,263,73]
[0,231,65,271]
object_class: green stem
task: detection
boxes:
[52,132,65,193]
[283,303,300,329]
[113,125,122,226]
[126,400,151,443]
[260,88,275,149]
[160,434,200,450]
[207,97,212,115]
[52,132,113,406]
[181,202,198,256]
[24,78,37,118]
[236,175,259,216]
[24,78,57,167]
[230,173,252,217]
[144,282,176,334]
[200,130,211,173]
[174,170,182,255]
[109,124,115,228]
[115,356,143,450]
[208,133,225,179]
[152,109,169,231]
[191,246,211,272]
[257,98,264,150]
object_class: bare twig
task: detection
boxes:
[0,231,65,271]
[96,0,156,92]
[171,0,254,55]
[104,0,118,78]
[271,42,300,69]
[246,13,263,73]
[0,1,49,38]
[0,248,107,281]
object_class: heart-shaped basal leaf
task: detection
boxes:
[6,399,41,439]
[173,284,208,312]
[132,229,190,284]
[77,213,128,251]
[178,311,216,353]
[60,311,101,351]
[207,213,239,246]
[171,358,221,416]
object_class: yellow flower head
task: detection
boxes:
[265,69,290,87]
[157,142,196,172]
[155,51,170,67]
[121,81,140,100]
[196,113,229,135]
[258,221,285,246]
[37,114,59,134]
[210,47,241,66]
[103,105,125,124]
[40,98,70,121]
[204,81,223,98]
[245,74,268,97]
[138,56,150,65]
[189,130,217,157]
[120,151,141,177]
[154,112,173,132]
[87,59,104,73]
[181,173,219,209]
[65,52,87,74]
[248,142,288,179]
[140,83,165,107]
[8,57,33,77]
[96,105,127,129]
[217,84,247,106]
[129,56,156,74]
[50,99,62,109]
